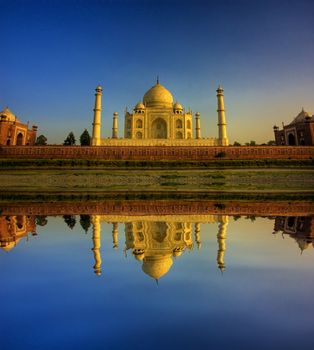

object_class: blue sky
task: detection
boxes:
[1,0,313,144]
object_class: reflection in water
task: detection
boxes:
[1,213,313,280]
[274,216,314,252]
[91,215,102,276]
[91,215,230,279]
[1,203,314,350]
[0,215,36,251]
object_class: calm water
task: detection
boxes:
[1,211,314,350]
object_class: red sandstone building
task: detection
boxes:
[274,108,314,146]
[0,215,36,251]
[274,216,314,251]
[0,107,37,145]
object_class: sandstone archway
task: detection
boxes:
[288,133,296,145]
[151,118,167,139]
[16,133,24,145]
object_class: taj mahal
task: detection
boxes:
[91,79,229,146]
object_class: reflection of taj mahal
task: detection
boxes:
[2,214,313,280]
[91,215,229,279]
[92,79,228,146]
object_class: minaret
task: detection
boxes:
[112,222,119,249]
[216,215,228,273]
[194,223,201,249]
[91,215,102,276]
[216,85,229,146]
[195,112,201,139]
[92,85,102,146]
[112,112,118,139]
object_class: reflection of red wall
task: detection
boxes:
[0,145,313,160]
[1,201,313,216]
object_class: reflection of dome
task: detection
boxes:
[143,81,173,108]
[142,255,173,279]
[134,102,145,110]
[173,247,184,257]
[1,239,20,252]
[133,249,145,261]
[0,107,17,122]
[296,238,310,251]
[173,250,182,257]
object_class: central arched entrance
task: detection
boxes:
[16,132,24,145]
[151,118,167,139]
[288,133,296,145]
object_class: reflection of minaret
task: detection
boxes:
[194,223,201,249]
[91,215,102,276]
[217,216,228,272]
[112,222,119,249]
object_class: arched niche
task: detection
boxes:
[151,118,167,139]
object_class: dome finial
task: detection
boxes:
[157,75,159,84]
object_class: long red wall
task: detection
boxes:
[0,145,313,160]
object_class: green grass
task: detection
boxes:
[0,158,314,169]
[0,191,313,203]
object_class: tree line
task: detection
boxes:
[35,131,276,146]
[35,129,91,146]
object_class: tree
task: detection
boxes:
[267,140,276,146]
[245,141,256,146]
[233,141,241,146]
[35,215,48,226]
[80,215,91,233]
[80,129,91,146]
[63,215,76,229]
[35,135,47,145]
[63,132,76,146]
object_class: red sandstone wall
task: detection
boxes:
[0,145,313,160]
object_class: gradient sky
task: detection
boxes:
[1,0,314,144]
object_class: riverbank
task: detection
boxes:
[0,169,313,193]
[0,158,313,169]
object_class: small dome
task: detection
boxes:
[0,107,17,122]
[173,102,183,110]
[142,255,173,280]
[134,252,145,261]
[134,102,145,110]
[173,250,183,257]
[143,81,173,108]
[290,108,312,125]
[95,85,102,91]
